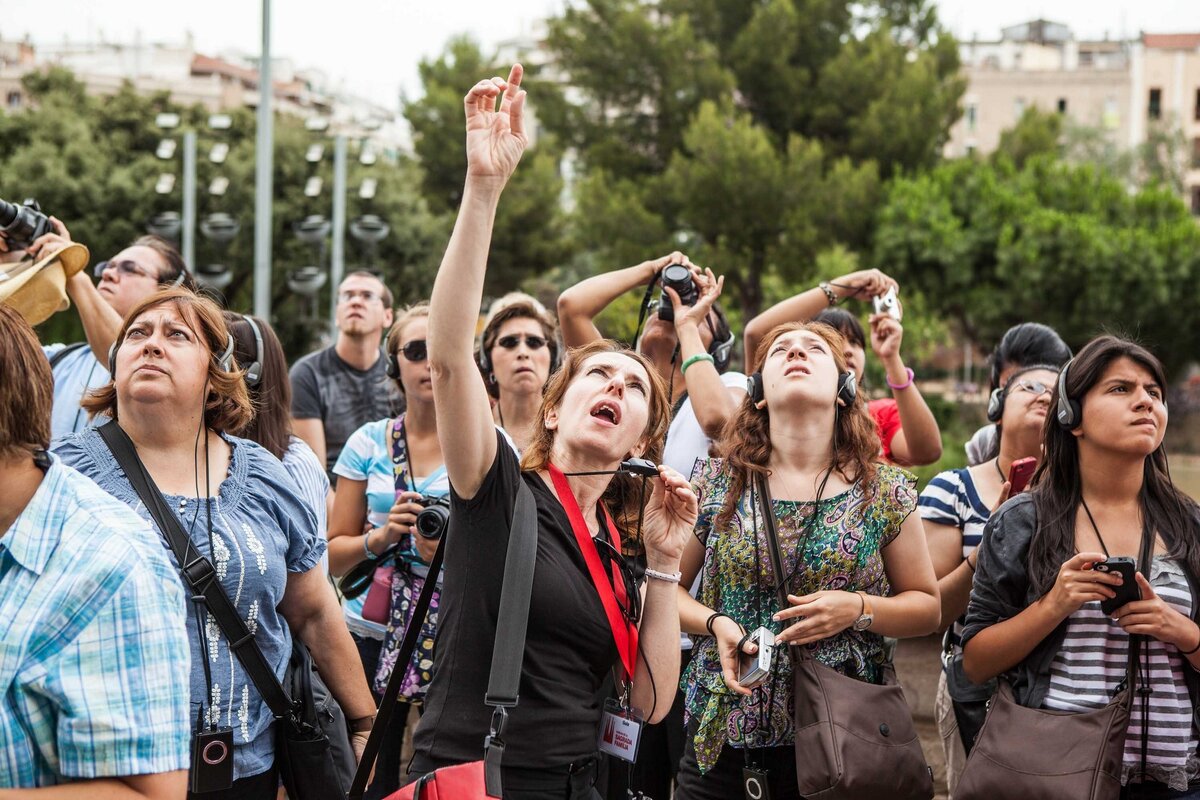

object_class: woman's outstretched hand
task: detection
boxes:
[463,63,528,186]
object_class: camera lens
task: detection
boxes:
[0,199,18,227]
[414,498,450,540]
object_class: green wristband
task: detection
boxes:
[681,353,716,375]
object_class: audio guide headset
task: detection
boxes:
[240,315,264,388]
[987,363,1061,424]
[1055,357,1080,430]
[747,369,857,409]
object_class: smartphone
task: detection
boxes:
[872,287,901,320]
[1007,457,1038,495]
[1095,556,1141,615]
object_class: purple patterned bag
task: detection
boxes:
[373,562,439,699]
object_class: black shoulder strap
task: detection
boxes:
[348,475,538,800]
[97,421,296,719]
[48,341,88,370]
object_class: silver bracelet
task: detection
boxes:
[363,529,379,561]
[644,567,682,584]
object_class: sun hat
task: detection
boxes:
[0,243,90,325]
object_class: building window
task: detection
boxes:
[1014,97,1026,120]
[1057,98,1068,114]
[966,103,978,132]
[1104,97,1120,129]
[1193,138,1200,170]
[1193,187,1200,216]
[965,144,977,158]
[5,91,19,109]
[1195,89,1200,121]
[1149,88,1162,120]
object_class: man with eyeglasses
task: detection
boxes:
[0,219,192,442]
[290,271,400,482]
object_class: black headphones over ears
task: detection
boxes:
[747,370,857,408]
[386,346,401,381]
[987,363,1065,424]
[108,329,236,377]
[241,314,264,387]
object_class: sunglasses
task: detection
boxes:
[496,334,548,351]
[93,259,155,280]
[1011,380,1053,397]
[401,340,427,362]
[592,535,641,625]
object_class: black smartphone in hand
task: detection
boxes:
[1095,556,1140,615]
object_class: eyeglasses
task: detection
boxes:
[1011,380,1053,397]
[592,535,641,625]
[401,340,427,362]
[338,289,383,304]
[496,334,548,351]
[93,259,155,280]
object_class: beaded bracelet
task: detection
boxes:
[818,282,839,307]
[886,367,915,391]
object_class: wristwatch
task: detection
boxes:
[852,592,874,632]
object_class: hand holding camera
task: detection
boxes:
[711,615,758,697]
[383,491,428,548]
[663,264,724,335]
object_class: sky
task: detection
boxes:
[4,1,1200,110]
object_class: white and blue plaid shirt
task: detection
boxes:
[0,456,191,787]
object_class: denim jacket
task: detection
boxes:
[960,493,1200,723]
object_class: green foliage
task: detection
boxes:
[994,107,1063,168]
[3,67,446,358]
[404,37,569,292]
[874,153,1200,375]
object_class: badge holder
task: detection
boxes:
[598,696,644,764]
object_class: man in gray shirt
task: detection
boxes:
[290,271,399,481]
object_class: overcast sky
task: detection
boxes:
[5,1,1199,109]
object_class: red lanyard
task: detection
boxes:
[547,464,638,680]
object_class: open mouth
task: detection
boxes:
[784,364,810,377]
[590,400,621,426]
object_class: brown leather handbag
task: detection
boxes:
[953,522,1152,800]
[757,476,934,800]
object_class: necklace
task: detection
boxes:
[993,459,1006,483]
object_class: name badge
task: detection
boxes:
[597,698,643,763]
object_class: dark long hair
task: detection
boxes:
[1028,335,1200,595]
[223,312,292,460]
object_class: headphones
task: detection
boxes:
[241,314,264,387]
[109,328,235,377]
[1055,357,1081,430]
[709,327,736,373]
[747,369,857,409]
[386,347,401,381]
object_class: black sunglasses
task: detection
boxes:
[496,334,548,351]
[401,340,427,362]
[592,535,641,625]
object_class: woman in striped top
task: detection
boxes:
[919,363,1058,792]
[963,335,1200,799]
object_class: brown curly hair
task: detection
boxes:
[714,322,880,531]
[83,288,252,433]
[521,339,670,544]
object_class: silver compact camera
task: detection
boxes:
[872,287,901,320]
[737,627,775,689]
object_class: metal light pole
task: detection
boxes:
[330,135,347,332]
[181,130,197,271]
[253,0,274,319]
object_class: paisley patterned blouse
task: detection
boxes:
[682,458,918,773]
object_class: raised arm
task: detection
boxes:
[869,312,943,466]
[428,64,528,500]
[743,268,898,364]
[557,252,682,348]
[670,267,743,439]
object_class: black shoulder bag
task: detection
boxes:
[351,476,538,800]
[99,421,357,799]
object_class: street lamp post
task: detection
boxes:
[253,0,274,320]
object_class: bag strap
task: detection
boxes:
[348,476,538,800]
[48,341,88,370]
[1130,511,1155,780]
[755,474,805,666]
[98,421,296,720]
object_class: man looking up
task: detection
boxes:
[291,270,399,482]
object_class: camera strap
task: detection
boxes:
[548,463,639,680]
[98,421,297,721]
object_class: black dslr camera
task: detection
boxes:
[0,197,55,251]
[414,495,451,540]
[656,263,698,322]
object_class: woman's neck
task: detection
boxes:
[121,404,205,456]
[404,397,437,434]
[996,425,1042,475]
[1078,441,1145,509]
[545,440,616,533]
[767,407,836,475]
[497,391,539,448]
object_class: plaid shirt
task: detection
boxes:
[0,457,191,787]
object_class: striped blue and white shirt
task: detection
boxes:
[0,456,191,788]
[918,467,990,557]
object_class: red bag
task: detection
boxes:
[386,761,491,800]
[361,565,394,624]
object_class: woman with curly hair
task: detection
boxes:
[672,321,940,800]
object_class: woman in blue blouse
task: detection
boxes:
[56,287,376,799]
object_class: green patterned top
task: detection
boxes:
[682,458,918,773]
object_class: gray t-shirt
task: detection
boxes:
[289,345,400,478]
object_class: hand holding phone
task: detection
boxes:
[1095,557,1141,615]
[1007,457,1037,495]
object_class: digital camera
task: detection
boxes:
[414,495,451,540]
[0,197,55,251]
[737,627,775,689]
[656,263,698,322]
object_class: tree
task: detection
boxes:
[404,36,568,292]
[873,153,1200,374]
[994,106,1063,168]
[1,67,447,359]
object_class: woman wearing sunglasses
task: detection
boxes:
[478,292,559,452]
[410,64,698,799]
[326,303,451,799]
[918,363,1059,794]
